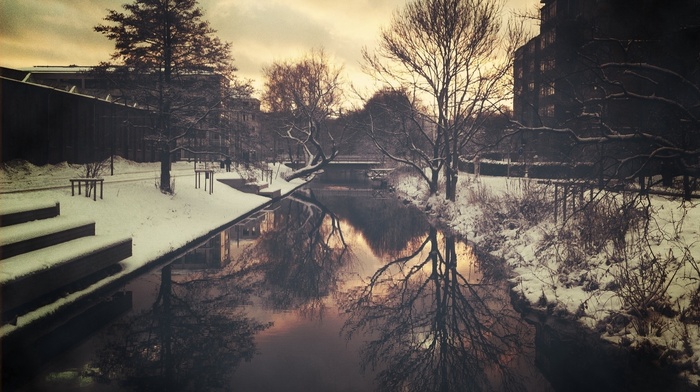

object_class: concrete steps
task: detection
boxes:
[0,201,60,227]
[0,216,96,259]
[0,202,132,322]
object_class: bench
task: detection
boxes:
[70,178,104,201]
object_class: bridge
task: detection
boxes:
[318,155,390,184]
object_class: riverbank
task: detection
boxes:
[391,171,700,386]
[0,157,307,339]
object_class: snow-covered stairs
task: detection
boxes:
[0,202,132,322]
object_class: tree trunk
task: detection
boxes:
[430,167,440,195]
[160,148,171,193]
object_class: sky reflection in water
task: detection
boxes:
[79,187,550,391]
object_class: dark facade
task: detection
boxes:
[1,66,263,166]
[513,0,700,169]
[1,68,158,165]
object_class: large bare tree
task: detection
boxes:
[262,49,344,181]
[364,0,525,200]
[95,0,238,193]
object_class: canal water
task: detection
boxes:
[12,185,696,391]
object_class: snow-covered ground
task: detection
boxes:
[0,157,306,338]
[2,158,699,384]
[393,171,700,385]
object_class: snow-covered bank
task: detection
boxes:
[392,171,700,385]
[0,158,307,338]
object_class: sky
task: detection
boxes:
[0,0,540,97]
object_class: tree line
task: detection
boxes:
[95,0,698,200]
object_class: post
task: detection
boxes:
[563,184,568,221]
[554,183,559,224]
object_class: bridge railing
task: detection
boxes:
[332,155,383,163]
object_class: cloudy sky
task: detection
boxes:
[0,0,540,96]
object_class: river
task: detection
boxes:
[12,184,697,391]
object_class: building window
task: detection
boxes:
[539,83,555,97]
[540,29,556,49]
[539,57,555,72]
[515,67,523,79]
[541,2,556,23]
[539,104,554,118]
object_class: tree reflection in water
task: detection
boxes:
[341,227,535,392]
[90,265,270,391]
[89,191,351,390]
[248,191,350,318]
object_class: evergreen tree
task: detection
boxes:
[96,0,236,193]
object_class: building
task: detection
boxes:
[1,67,159,164]
[513,0,700,172]
[1,66,263,166]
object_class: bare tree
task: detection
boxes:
[512,51,700,199]
[262,49,344,181]
[510,2,700,199]
[364,0,526,200]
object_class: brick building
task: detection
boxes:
[513,0,700,171]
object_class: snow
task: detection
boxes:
[2,157,698,383]
[0,235,131,284]
[0,215,94,247]
[0,157,306,337]
[393,172,700,384]
[0,200,58,216]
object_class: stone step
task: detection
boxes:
[0,235,132,315]
[0,216,95,260]
[0,201,60,227]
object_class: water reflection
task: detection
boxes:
[89,265,270,391]
[311,187,430,258]
[248,191,350,318]
[33,189,552,392]
[340,227,547,392]
[87,191,351,391]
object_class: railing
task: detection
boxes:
[331,155,383,163]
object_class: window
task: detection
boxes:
[541,2,556,23]
[539,104,555,118]
[539,83,555,97]
[540,29,556,49]
[539,57,555,72]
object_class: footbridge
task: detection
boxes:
[320,155,390,184]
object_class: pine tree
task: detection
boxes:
[96,0,236,193]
